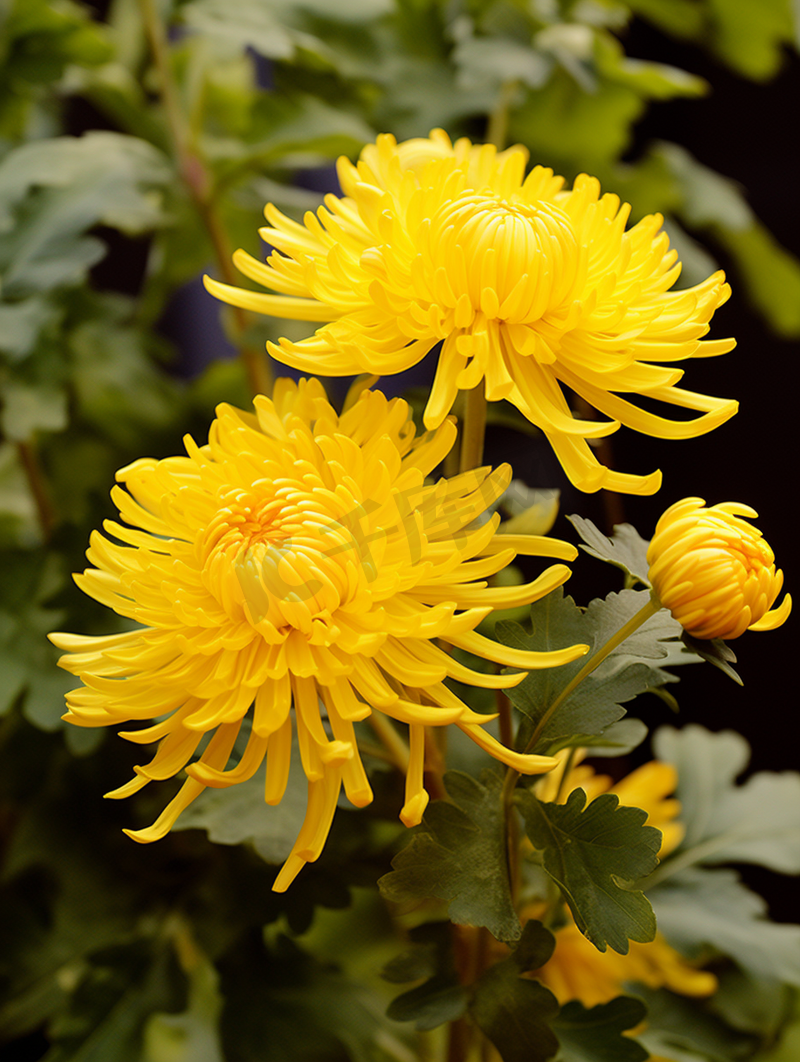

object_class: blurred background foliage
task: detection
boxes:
[1,0,799,1059]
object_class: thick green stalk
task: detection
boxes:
[459,383,487,474]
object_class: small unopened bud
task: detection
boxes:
[647,497,791,640]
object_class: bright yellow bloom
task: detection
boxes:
[204,129,738,496]
[531,752,717,1005]
[50,379,588,891]
[647,497,791,640]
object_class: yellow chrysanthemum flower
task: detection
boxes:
[647,497,792,640]
[530,752,717,1005]
[50,379,588,891]
[204,129,738,496]
[532,920,717,1007]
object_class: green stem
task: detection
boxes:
[138,0,272,398]
[486,80,517,151]
[501,595,662,820]
[459,383,487,474]
[18,440,55,541]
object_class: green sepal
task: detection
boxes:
[681,631,743,685]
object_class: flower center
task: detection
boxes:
[198,488,374,634]
[427,193,582,323]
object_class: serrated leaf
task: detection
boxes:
[378,771,521,943]
[653,725,800,872]
[469,920,560,1062]
[0,296,59,360]
[567,515,652,586]
[651,867,800,986]
[497,588,688,753]
[552,997,649,1062]
[517,788,661,953]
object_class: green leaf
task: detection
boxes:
[753,993,800,1061]
[653,725,800,872]
[173,738,309,866]
[44,942,183,1062]
[552,997,649,1062]
[497,588,689,754]
[378,771,521,943]
[0,133,169,299]
[383,923,468,1031]
[453,36,553,91]
[219,932,388,1062]
[0,441,40,548]
[571,718,649,758]
[516,788,661,953]
[0,296,60,360]
[658,142,800,337]
[706,0,794,80]
[596,31,707,100]
[142,950,225,1062]
[469,920,560,1062]
[0,550,72,729]
[567,515,652,587]
[637,984,759,1062]
[651,868,800,986]
[0,380,68,442]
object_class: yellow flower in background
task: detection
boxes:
[204,129,738,496]
[531,752,717,1005]
[50,379,588,891]
[648,497,791,640]
[533,920,717,1007]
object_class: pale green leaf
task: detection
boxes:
[173,739,308,866]
[567,514,652,586]
[651,868,800,986]
[453,36,553,91]
[653,725,800,871]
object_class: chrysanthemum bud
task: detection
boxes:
[647,497,791,640]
